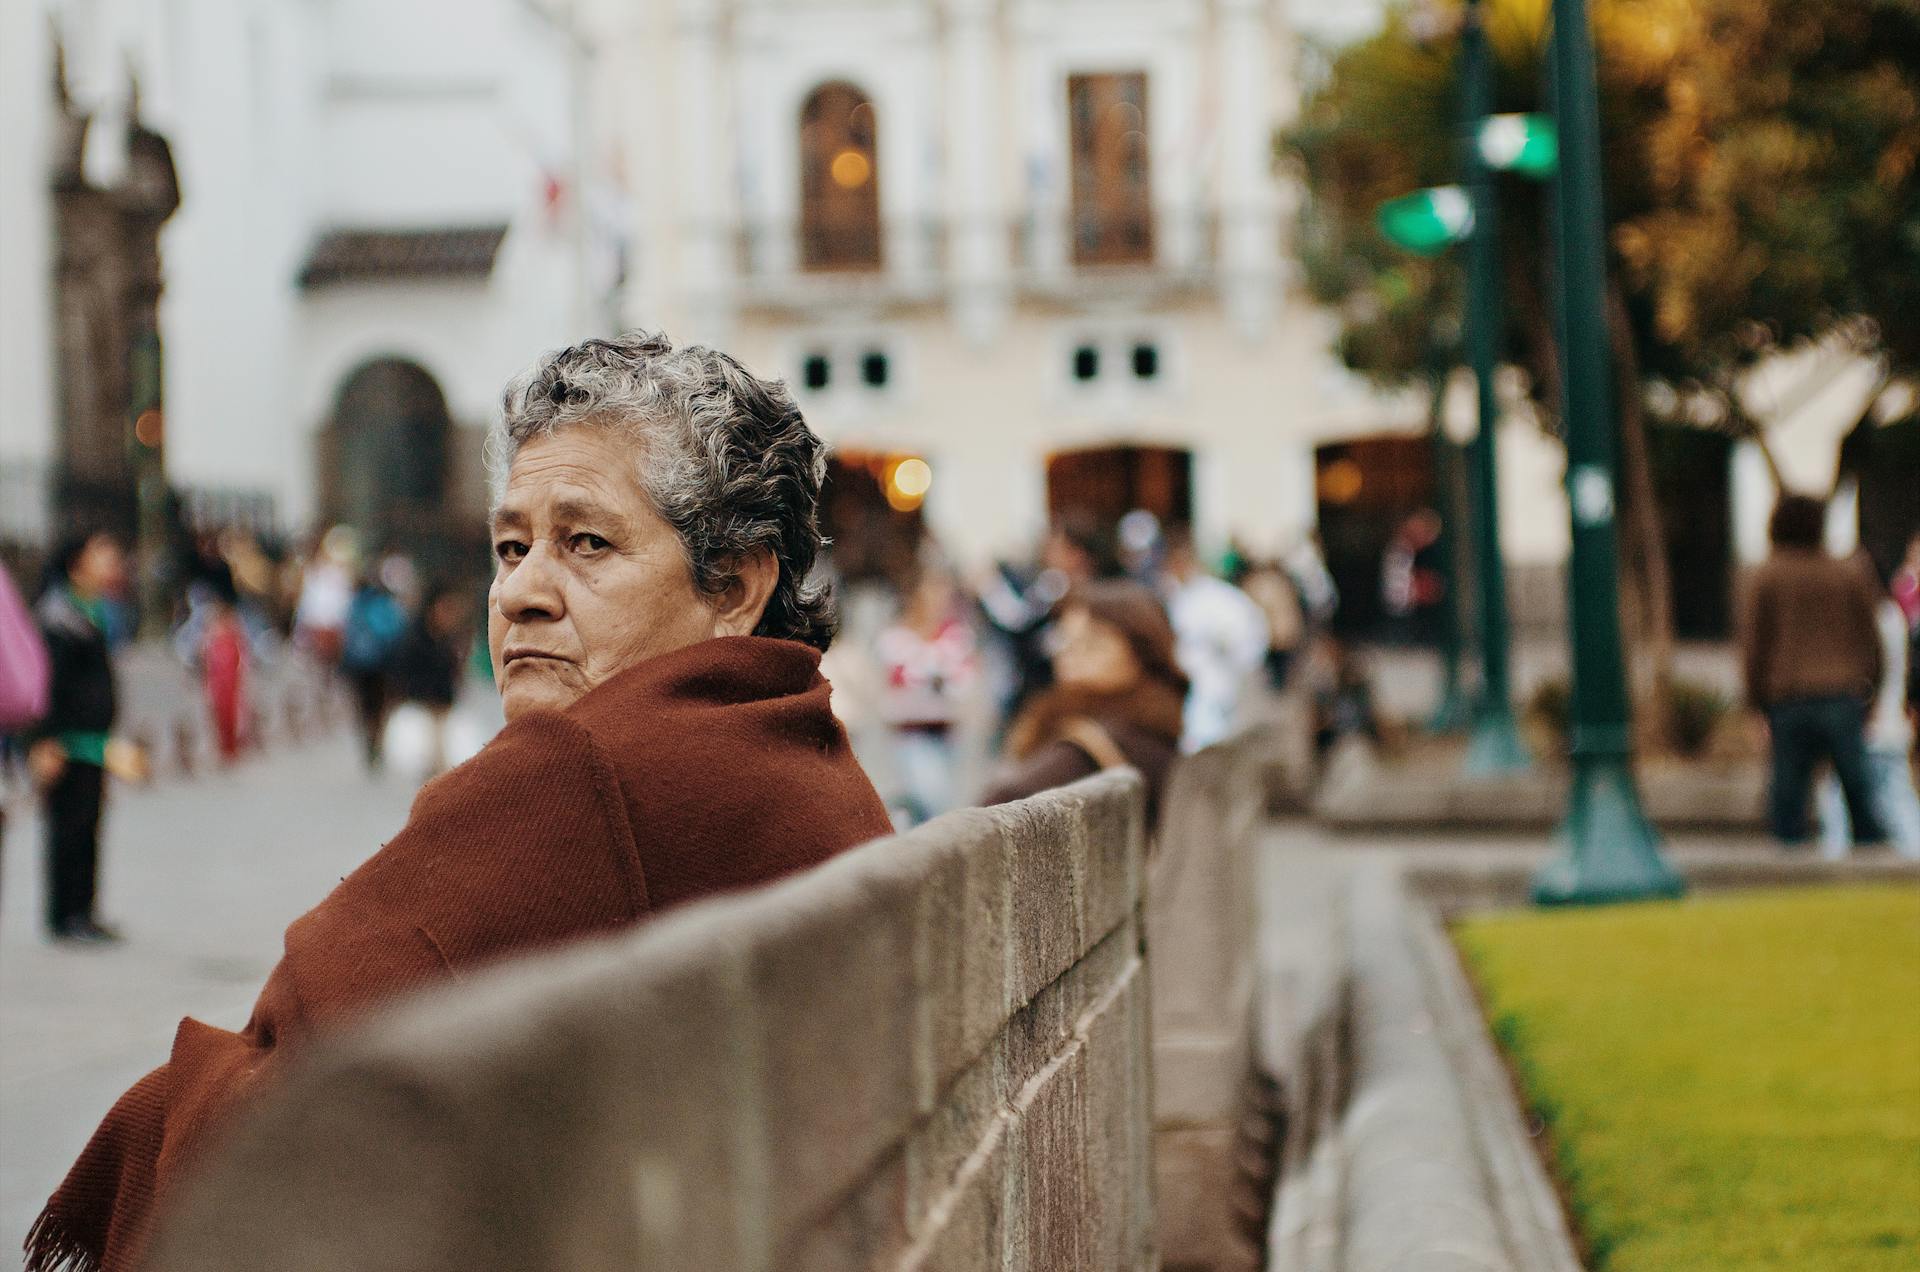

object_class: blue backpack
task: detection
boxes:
[341,589,406,673]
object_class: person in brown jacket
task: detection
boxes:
[26,333,892,1272]
[981,579,1188,826]
[1741,494,1885,846]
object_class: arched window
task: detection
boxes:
[799,82,882,271]
[1068,72,1153,265]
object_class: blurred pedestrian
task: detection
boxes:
[1742,495,1885,847]
[975,513,1121,727]
[25,531,148,943]
[292,529,354,666]
[0,558,51,734]
[339,569,406,771]
[1381,508,1447,646]
[199,577,250,763]
[1891,531,1920,627]
[981,580,1187,825]
[1240,558,1307,690]
[876,563,978,824]
[1287,531,1339,629]
[1160,524,1267,751]
[386,583,469,778]
[1817,552,1920,857]
[1309,633,1381,756]
[0,558,52,912]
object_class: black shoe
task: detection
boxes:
[53,919,123,945]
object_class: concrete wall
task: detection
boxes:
[146,771,1156,1272]
[1148,733,1270,1272]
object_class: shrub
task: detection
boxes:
[1667,677,1732,759]
[1525,677,1571,756]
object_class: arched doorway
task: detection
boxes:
[1845,413,1920,578]
[1045,445,1192,529]
[822,451,927,586]
[318,358,453,559]
[799,82,882,271]
[1313,435,1433,638]
[1651,425,1733,640]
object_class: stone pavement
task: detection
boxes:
[0,733,420,1268]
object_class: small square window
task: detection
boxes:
[802,354,831,391]
[1072,345,1101,382]
[1131,343,1159,380]
[861,350,890,388]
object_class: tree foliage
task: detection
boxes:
[1282,0,1920,409]
[1281,0,1920,749]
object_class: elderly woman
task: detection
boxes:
[27,334,891,1272]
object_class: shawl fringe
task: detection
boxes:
[25,1205,100,1272]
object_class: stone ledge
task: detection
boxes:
[1408,849,1920,916]
[1314,740,1766,833]
[146,770,1153,1272]
[1262,855,1585,1272]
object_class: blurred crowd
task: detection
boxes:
[0,521,488,942]
[6,495,1916,947]
[824,510,1368,831]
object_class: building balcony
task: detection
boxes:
[722,206,1276,316]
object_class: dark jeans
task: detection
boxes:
[348,669,389,769]
[1767,696,1884,845]
[44,760,105,932]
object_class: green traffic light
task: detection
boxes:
[1477,113,1558,177]
[1376,185,1474,256]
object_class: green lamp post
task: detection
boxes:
[1531,0,1684,904]
[1459,0,1531,776]
[1427,364,1473,733]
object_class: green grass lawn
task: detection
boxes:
[1456,885,1920,1271]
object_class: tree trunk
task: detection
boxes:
[1511,262,1563,433]
[1606,282,1676,755]
[1724,393,1788,489]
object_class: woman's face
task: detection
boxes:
[1052,605,1142,693]
[487,427,721,722]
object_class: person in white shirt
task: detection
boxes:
[1818,552,1920,857]
[1160,526,1269,752]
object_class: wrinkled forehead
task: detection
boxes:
[491,426,651,527]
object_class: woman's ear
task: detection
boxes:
[712,548,780,637]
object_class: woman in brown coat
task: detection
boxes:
[981,579,1188,824]
[27,333,892,1272]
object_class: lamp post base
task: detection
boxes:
[1463,699,1531,776]
[1429,671,1473,734]
[1532,752,1684,905]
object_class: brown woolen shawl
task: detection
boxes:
[27,636,891,1272]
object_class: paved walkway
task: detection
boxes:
[0,734,419,1267]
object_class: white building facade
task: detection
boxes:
[571,0,1437,575]
[1,0,596,560]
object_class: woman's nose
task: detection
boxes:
[497,544,564,621]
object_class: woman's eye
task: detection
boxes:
[570,533,611,554]
[495,540,528,563]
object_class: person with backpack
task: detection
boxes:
[340,568,407,772]
[385,582,470,779]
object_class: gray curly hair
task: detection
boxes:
[489,331,836,650]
